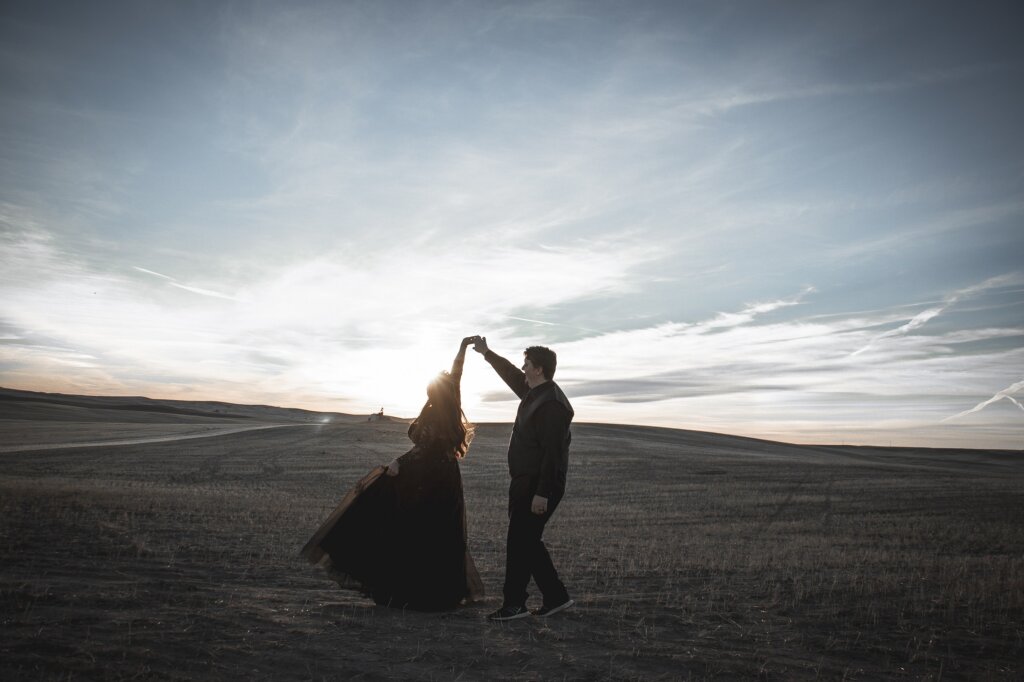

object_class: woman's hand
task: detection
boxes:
[385,459,400,476]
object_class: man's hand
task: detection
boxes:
[531,494,548,515]
[472,336,489,354]
[385,459,400,476]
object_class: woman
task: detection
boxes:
[301,337,484,611]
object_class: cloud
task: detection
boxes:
[1,220,666,413]
[3,2,1024,448]
[482,282,1023,446]
[852,274,1023,356]
[702,287,815,331]
[850,307,945,356]
[685,63,1018,117]
[942,379,1024,423]
[832,201,1024,263]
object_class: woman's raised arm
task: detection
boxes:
[451,336,473,385]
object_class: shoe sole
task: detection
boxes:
[535,599,575,617]
[487,609,531,622]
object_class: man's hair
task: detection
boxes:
[524,346,557,380]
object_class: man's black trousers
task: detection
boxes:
[503,475,569,609]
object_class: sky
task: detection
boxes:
[1,1,1022,448]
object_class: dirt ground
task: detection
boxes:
[1,395,1022,680]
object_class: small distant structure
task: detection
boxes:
[367,406,385,422]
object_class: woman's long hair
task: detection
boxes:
[411,371,474,459]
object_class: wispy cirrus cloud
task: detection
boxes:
[463,276,1023,447]
[702,287,815,331]
[685,62,1022,117]
[852,274,1023,357]
[943,379,1024,423]
[1,220,666,411]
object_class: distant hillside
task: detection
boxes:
[2,387,1018,462]
[0,386,355,424]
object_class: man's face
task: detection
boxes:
[522,357,546,388]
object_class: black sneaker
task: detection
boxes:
[532,598,574,617]
[486,605,531,621]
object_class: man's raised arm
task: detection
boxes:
[471,336,529,399]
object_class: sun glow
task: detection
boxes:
[313,340,518,422]
[313,340,474,418]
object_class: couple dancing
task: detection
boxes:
[301,335,575,621]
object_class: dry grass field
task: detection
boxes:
[1,389,1022,680]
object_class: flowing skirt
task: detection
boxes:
[301,459,484,611]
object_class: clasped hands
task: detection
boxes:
[463,335,488,354]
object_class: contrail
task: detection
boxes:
[506,316,558,327]
[168,281,237,301]
[503,316,602,334]
[852,273,1021,357]
[133,265,237,301]
[942,379,1024,422]
[132,266,174,280]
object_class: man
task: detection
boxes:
[470,336,575,621]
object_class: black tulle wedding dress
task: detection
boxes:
[301,355,484,611]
